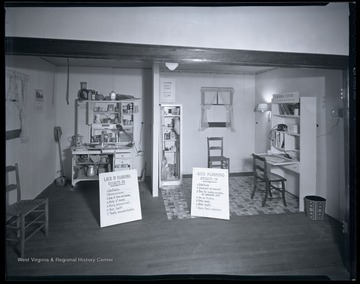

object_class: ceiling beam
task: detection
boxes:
[5,37,348,70]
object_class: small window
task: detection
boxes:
[199,87,235,131]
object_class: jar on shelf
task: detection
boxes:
[95,114,101,123]
[80,82,87,89]
[110,91,116,100]
[170,131,176,139]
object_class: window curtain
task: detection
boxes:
[218,90,235,132]
[6,70,30,143]
[199,89,217,131]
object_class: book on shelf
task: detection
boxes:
[277,103,300,115]
[278,104,285,115]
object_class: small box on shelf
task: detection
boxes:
[287,124,299,134]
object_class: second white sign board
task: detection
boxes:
[99,169,142,228]
[191,167,229,220]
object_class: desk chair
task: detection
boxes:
[251,154,287,207]
[207,137,230,174]
[6,163,49,257]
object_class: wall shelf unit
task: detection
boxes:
[270,92,317,211]
[86,99,138,146]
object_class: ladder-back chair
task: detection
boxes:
[251,154,287,207]
[6,163,49,257]
[207,137,230,174]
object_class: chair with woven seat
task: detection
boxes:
[207,137,230,174]
[6,163,49,257]
[251,153,287,207]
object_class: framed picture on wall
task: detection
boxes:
[35,89,44,103]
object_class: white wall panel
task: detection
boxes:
[5,4,349,55]
[5,56,57,200]
[160,71,256,174]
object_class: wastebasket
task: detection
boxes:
[304,196,326,220]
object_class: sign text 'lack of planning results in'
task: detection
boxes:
[99,169,142,228]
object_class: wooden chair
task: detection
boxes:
[251,154,287,207]
[207,137,230,174]
[6,163,49,258]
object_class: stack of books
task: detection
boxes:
[278,103,300,115]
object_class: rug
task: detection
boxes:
[160,176,299,220]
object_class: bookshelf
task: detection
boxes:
[270,92,317,211]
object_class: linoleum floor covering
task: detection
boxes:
[160,176,299,220]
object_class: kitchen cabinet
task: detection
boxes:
[71,97,139,188]
[159,104,182,187]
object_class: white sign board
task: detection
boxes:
[99,169,142,228]
[191,167,229,220]
[160,78,176,102]
[272,92,299,103]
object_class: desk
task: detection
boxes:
[255,153,302,208]
[71,145,133,187]
[257,153,300,173]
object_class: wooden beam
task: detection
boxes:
[5,37,348,70]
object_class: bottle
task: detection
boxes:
[110,91,116,100]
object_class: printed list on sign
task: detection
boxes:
[190,167,229,220]
[99,169,142,228]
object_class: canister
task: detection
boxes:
[110,91,116,100]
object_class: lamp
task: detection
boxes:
[256,103,271,121]
[256,103,269,112]
[165,62,179,71]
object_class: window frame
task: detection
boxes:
[200,87,234,130]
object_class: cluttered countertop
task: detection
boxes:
[71,143,134,154]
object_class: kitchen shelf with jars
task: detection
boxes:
[71,86,140,187]
[87,100,135,147]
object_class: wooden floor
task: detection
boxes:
[5,180,350,281]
